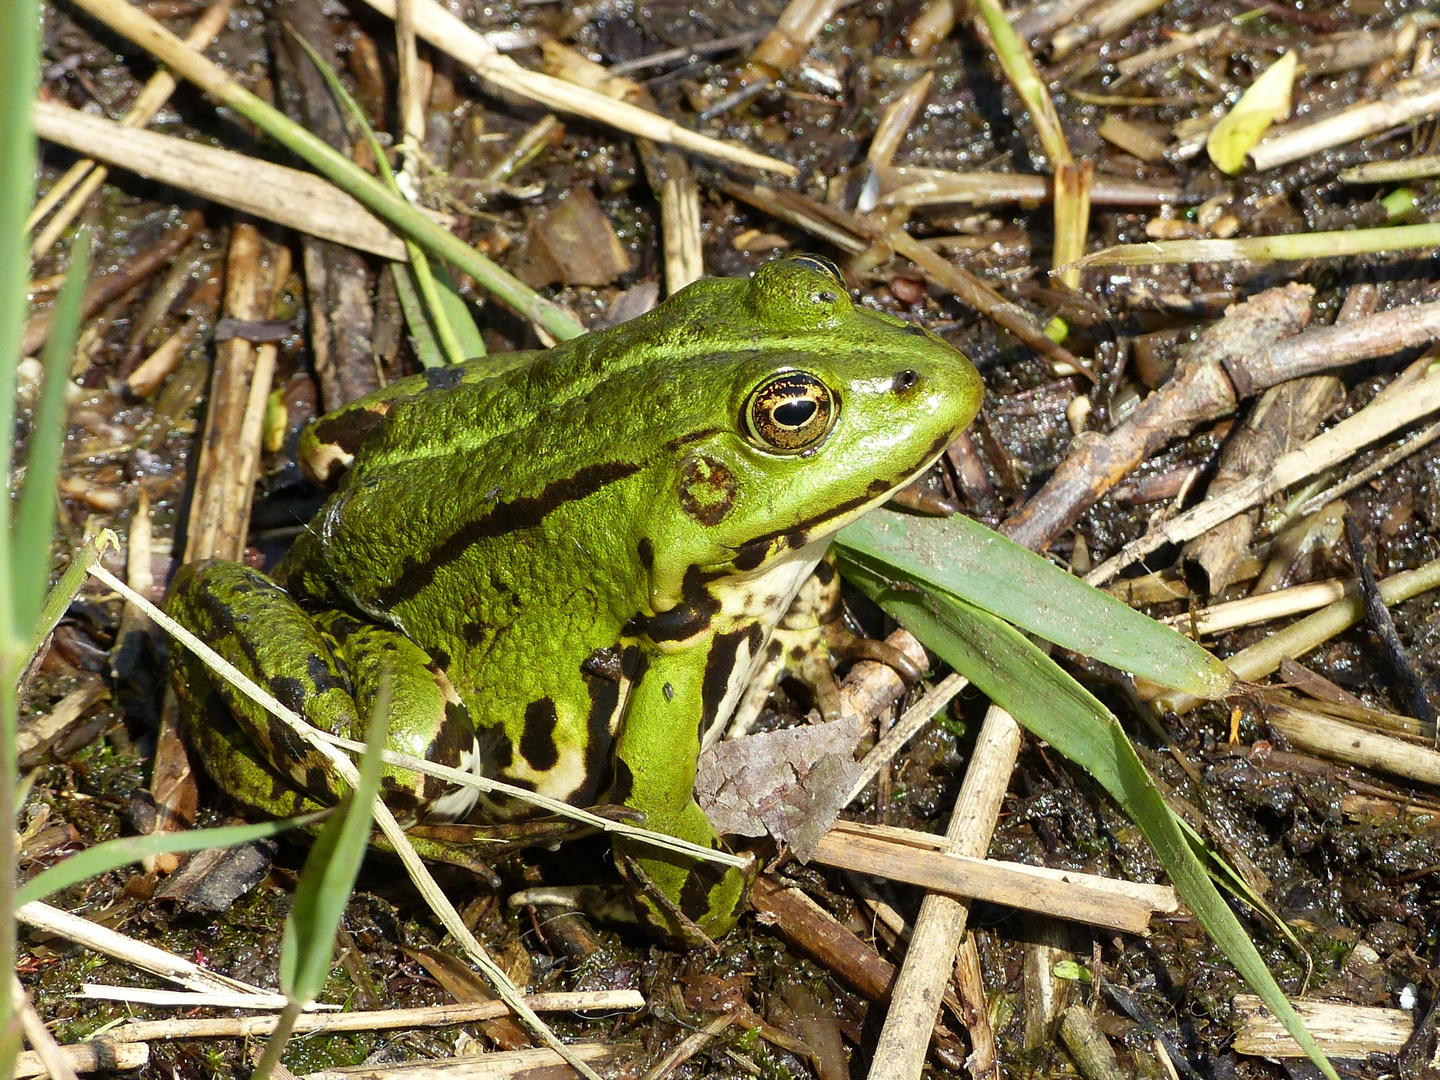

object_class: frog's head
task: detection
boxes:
[639,255,983,615]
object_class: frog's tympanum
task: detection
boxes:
[166,256,983,943]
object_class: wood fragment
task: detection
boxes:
[812,820,1175,933]
[1058,1006,1126,1080]
[15,675,108,769]
[34,103,407,262]
[749,875,898,1003]
[864,705,1023,1080]
[1231,995,1414,1057]
[1002,284,1314,552]
[1182,374,1342,595]
[1088,361,1440,584]
[1277,658,1366,710]
[13,1041,148,1078]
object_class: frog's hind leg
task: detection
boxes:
[164,560,479,827]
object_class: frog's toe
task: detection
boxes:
[823,621,926,684]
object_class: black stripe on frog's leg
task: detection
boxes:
[699,626,763,739]
[519,698,560,771]
[679,858,730,922]
[375,462,641,607]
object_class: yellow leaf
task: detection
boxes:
[1207,52,1297,175]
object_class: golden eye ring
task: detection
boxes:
[744,372,837,453]
[788,254,846,287]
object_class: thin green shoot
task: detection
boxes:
[253,673,392,1080]
[283,25,476,366]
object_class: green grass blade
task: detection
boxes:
[28,530,117,661]
[836,510,1233,697]
[280,669,391,1006]
[13,228,91,629]
[392,262,447,368]
[0,0,43,645]
[432,264,485,359]
[838,554,1339,1080]
[15,812,328,906]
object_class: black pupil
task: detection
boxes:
[773,398,818,427]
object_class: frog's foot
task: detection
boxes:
[507,845,755,949]
[719,553,925,739]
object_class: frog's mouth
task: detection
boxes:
[728,429,955,573]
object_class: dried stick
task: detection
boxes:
[96,992,644,1042]
[1087,364,1440,585]
[864,705,1024,1080]
[881,168,1180,208]
[18,901,277,998]
[1250,82,1440,171]
[1156,556,1440,714]
[1180,279,1360,595]
[27,0,232,259]
[34,103,406,260]
[1001,284,1314,552]
[355,0,795,175]
[1344,514,1437,732]
[811,821,1175,933]
[1049,0,1170,59]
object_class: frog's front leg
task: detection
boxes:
[165,560,480,827]
[605,641,753,944]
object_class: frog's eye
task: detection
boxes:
[789,254,846,287]
[744,372,837,453]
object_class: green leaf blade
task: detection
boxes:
[836,510,1233,698]
[280,672,391,1006]
[840,559,1338,1080]
[15,813,328,907]
[13,229,92,630]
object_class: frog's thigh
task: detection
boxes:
[314,613,480,823]
[165,559,362,807]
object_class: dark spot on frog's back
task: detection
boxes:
[424,366,464,390]
[375,461,641,607]
[519,699,560,771]
[309,407,387,460]
[677,454,738,527]
[427,699,476,771]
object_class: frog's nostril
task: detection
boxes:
[894,369,919,392]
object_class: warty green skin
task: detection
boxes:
[165,257,983,942]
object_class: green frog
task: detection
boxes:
[165,255,983,943]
